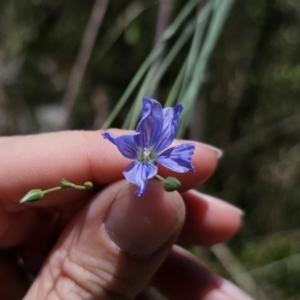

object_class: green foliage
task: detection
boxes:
[238,234,300,298]
[271,65,300,92]
[124,20,141,46]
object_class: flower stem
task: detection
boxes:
[155,174,166,183]
[43,186,62,195]
[20,179,96,204]
[60,178,95,190]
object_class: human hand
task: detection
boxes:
[0,130,250,299]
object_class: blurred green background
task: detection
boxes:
[1,0,300,299]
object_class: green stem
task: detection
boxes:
[67,184,86,190]
[44,179,95,195]
[155,174,166,183]
[43,186,62,195]
[60,179,95,190]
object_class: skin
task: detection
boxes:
[0,130,249,300]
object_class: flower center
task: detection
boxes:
[143,148,151,160]
[138,147,156,163]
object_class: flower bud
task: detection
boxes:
[84,181,94,189]
[20,189,44,203]
[163,176,181,192]
[60,178,74,188]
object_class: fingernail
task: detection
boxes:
[203,279,254,300]
[204,290,252,300]
[103,180,185,258]
[219,279,254,300]
[197,192,244,216]
[200,144,224,159]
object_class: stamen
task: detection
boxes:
[143,148,152,161]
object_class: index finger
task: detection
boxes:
[0,130,218,207]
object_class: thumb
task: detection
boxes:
[24,179,185,300]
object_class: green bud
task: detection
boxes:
[163,176,181,192]
[84,181,93,189]
[20,189,44,203]
[60,178,74,188]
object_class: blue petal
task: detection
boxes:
[102,132,139,159]
[156,143,195,173]
[135,97,163,149]
[154,104,183,153]
[123,161,158,196]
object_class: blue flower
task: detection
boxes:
[102,97,195,196]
